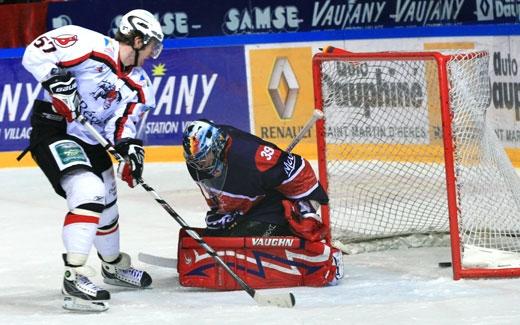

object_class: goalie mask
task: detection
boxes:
[182,120,228,178]
[119,9,164,59]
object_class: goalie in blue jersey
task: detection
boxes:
[176,119,344,290]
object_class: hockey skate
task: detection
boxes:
[328,248,345,286]
[62,264,110,312]
[101,252,152,288]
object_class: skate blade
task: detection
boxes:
[103,277,149,289]
[63,296,109,312]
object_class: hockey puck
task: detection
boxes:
[438,262,452,268]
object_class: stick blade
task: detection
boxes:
[254,292,296,308]
[138,252,177,269]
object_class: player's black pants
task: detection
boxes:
[23,100,112,197]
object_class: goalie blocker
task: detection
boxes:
[177,228,342,289]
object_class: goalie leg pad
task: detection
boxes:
[177,228,337,290]
[328,248,344,286]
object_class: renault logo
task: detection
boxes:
[268,57,299,119]
[475,0,493,21]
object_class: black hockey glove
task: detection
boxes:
[115,138,145,188]
[42,71,80,122]
[205,210,241,230]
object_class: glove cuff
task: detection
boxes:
[42,71,76,94]
[115,138,143,156]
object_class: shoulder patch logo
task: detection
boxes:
[53,34,78,48]
[103,38,115,56]
[255,145,280,172]
[283,154,296,177]
[138,74,148,87]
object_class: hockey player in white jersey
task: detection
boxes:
[21,9,164,312]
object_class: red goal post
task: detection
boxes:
[312,46,520,280]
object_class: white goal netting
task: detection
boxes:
[315,50,520,271]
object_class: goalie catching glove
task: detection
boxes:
[283,199,328,241]
[115,139,145,188]
[42,71,80,123]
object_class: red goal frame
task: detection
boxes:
[312,46,520,280]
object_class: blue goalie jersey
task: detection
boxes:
[186,125,328,225]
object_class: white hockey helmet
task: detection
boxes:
[119,9,164,59]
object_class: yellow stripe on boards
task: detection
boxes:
[0,143,320,168]
[423,42,475,50]
[3,145,520,168]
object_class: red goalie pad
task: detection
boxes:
[177,228,337,290]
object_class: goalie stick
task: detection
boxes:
[75,115,297,308]
[138,109,325,269]
[286,109,324,152]
[138,252,177,269]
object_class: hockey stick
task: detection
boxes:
[138,109,325,269]
[138,252,177,269]
[75,115,295,308]
[286,109,324,152]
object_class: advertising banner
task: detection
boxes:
[0,47,248,155]
[489,36,520,147]
[142,46,249,146]
[46,0,520,40]
[47,0,247,39]
[319,59,431,145]
[248,46,317,157]
[47,1,141,37]
[297,0,519,30]
[0,58,41,153]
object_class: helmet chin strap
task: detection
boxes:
[123,41,144,72]
[132,46,140,67]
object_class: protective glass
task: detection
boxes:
[197,162,229,208]
[150,39,163,59]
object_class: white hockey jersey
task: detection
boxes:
[22,25,155,145]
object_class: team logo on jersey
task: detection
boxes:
[90,81,122,110]
[52,34,78,48]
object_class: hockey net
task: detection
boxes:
[312,47,520,279]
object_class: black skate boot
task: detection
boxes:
[62,255,110,312]
[100,252,152,288]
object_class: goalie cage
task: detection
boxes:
[313,46,520,280]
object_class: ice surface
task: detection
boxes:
[1,164,520,324]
